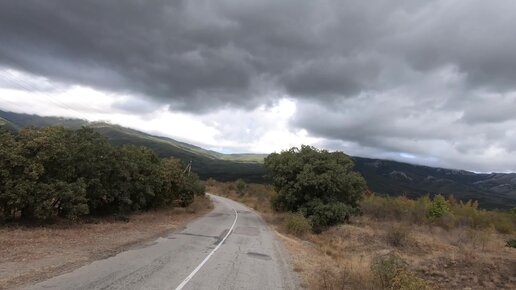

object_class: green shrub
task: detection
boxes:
[302,200,353,233]
[236,179,247,196]
[427,194,449,220]
[506,239,516,248]
[391,270,432,290]
[285,212,312,236]
[265,145,366,218]
[371,252,407,289]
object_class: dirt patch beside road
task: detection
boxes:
[0,196,212,290]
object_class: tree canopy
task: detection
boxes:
[0,126,204,222]
[264,145,367,231]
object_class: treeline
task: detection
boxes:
[0,126,205,222]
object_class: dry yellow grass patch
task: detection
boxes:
[293,217,516,290]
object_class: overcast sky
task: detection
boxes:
[1,0,515,172]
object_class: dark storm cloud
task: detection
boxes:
[282,56,382,98]
[2,0,514,110]
[1,0,516,171]
[0,0,262,111]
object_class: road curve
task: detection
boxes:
[26,194,299,290]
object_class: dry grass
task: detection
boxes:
[209,181,516,290]
[290,217,516,290]
[0,196,212,289]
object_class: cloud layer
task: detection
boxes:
[1,0,516,172]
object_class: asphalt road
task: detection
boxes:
[26,194,298,290]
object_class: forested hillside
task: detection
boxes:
[0,110,267,182]
[353,157,516,210]
[91,124,267,182]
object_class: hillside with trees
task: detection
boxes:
[0,110,267,183]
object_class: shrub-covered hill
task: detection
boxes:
[91,124,267,182]
[1,110,515,209]
[0,110,267,183]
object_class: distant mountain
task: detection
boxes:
[0,115,18,131]
[0,110,89,129]
[1,110,514,209]
[352,157,516,210]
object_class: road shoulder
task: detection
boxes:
[0,197,212,289]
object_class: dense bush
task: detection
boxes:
[427,194,449,220]
[300,200,354,232]
[235,179,247,196]
[264,145,367,230]
[0,126,204,222]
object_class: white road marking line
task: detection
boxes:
[174,197,238,290]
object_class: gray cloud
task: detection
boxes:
[111,97,163,115]
[1,0,516,171]
[3,1,515,108]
